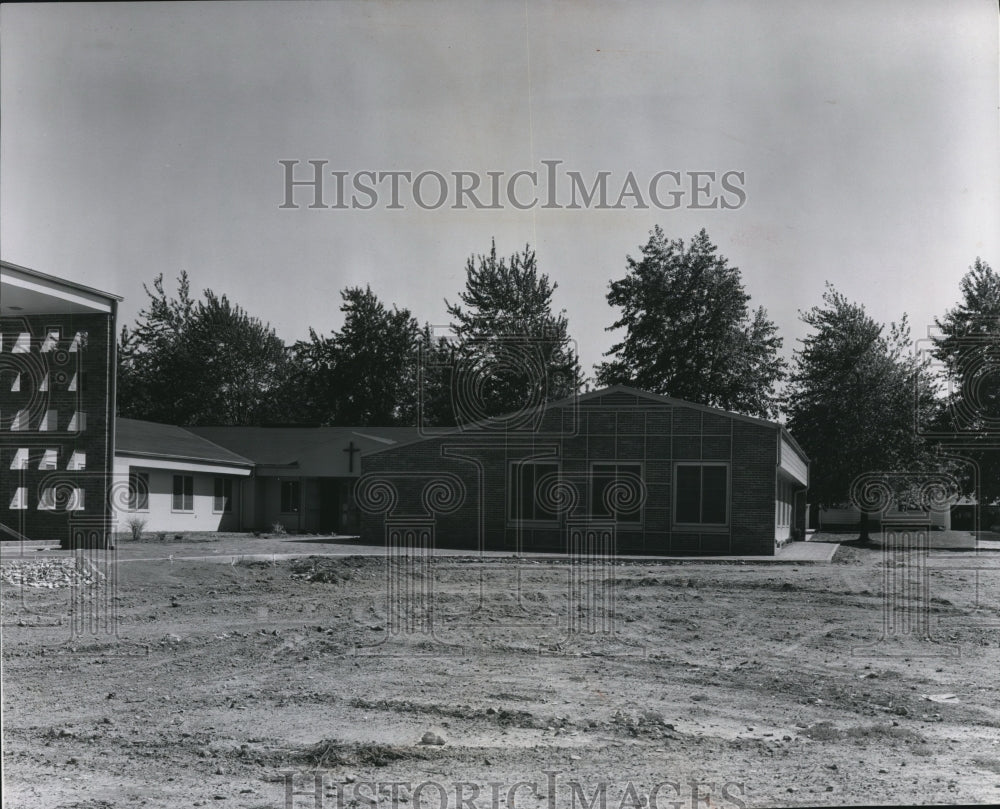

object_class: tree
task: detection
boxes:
[118,273,293,425]
[291,285,419,426]
[595,227,784,419]
[785,285,942,538]
[932,257,1000,504]
[443,241,582,424]
[409,321,457,429]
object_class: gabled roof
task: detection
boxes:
[116,418,254,467]
[590,385,810,463]
[364,384,809,463]
[186,425,419,466]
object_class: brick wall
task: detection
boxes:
[1,313,115,546]
[360,393,782,556]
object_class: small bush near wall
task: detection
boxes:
[125,517,147,541]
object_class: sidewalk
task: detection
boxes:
[0,536,841,564]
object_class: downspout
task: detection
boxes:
[106,300,118,549]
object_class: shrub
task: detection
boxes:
[271,522,287,536]
[125,517,147,541]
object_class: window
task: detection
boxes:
[508,461,560,522]
[37,488,56,511]
[40,331,59,352]
[67,488,85,511]
[280,480,300,514]
[10,448,29,470]
[591,463,643,523]
[214,477,233,513]
[67,451,86,471]
[68,411,86,432]
[39,449,58,470]
[12,332,30,353]
[777,480,792,528]
[69,331,87,352]
[39,410,57,431]
[9,488,27,510]
[10,372,20,392]
[172,475,193,511]
[10,410,29,431]
[68,373,77,392]
[39,373,49,392]
[674,463,729,527]
[129,470,149,511]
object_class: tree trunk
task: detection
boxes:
[858,510,871,543]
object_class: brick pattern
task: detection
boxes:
[1,313,114,546]
[361,394,783,556]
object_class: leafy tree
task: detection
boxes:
[932,257,1000,504]
[442,241,582,424]
[291,285,419,426]
[118,273,292,425]
[408,322,457,429]
[595,227,784,419]
[785,285,942,538]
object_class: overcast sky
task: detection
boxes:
[2,1,998,377]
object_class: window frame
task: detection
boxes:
[68,488,85,512]
[10,448,29,470]
[213,477,233,514]
[507,460,561,525]
[38,448,59,470]
[37,487,57,511]
[129,469,149,512]
[279,479,301,515]
[9,486,28,510]
[171,474,194,513]
[589,461,644,525]
[672,461,731,531]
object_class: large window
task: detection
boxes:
[280,480,300,514]
[508,461,560,522]
[777,480,792,529]
[172,475,193,512]
[214,477,233,513]
[129,470,149,511]
[674,463,729,527]
[590,463,643,523]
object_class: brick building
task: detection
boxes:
[358,385,809,556]
[1,262,120,548]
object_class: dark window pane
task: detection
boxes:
[675,465,701,523]
[214,478,231,512]
[591,464,615,518]
[533,464,558,521]
[701,466,728,524]
[510,462,559,521]
[172,475,184,510]
[130,470,149,511]
[508,465,519,520]
[281,481,300,513]
[521,464,536,520]
[616,464,642,520]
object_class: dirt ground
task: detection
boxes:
[3,539,1000,808]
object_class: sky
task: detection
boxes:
[2,0,998,379]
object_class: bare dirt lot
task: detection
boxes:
[3,541,1000,808]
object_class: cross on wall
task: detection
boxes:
[343,440,360,473]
